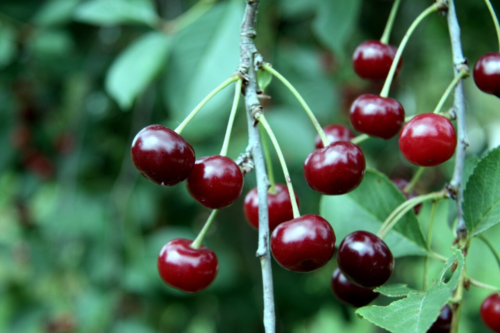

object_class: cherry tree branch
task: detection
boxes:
[239,1,276,332]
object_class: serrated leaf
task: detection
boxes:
[257,70,272,93]
[73,0,158,27]
[33,0,80,26]
[463,146,500,236]
[105,32,171,110]
[320,170,427,257]
[448,155,479,226]
[374,284,421,298]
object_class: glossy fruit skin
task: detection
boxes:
[399,114,457,167]
[187,155,244,209]
[157,238,218,293]
[481,293,500,332]
[350,94,405,139]
[428,305,452,333]
[331,268,379,307]
[353,40,403,81]
[271,214,335,272]
[391,178,422,215]
[131,125,195,186]
[337,230,394,288]
[304,141,366,195]
[473,53,500,98]
[315,124,355,149]
[243,184,300,232]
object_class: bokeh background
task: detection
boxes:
[1,0,499,332]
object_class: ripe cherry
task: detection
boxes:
[428,305,452,333]
[473,53,500,98]
[337,230,394,288]
[271,214,335,272]
[350,94,405,139]
[352,40,403,81]
[314,124,355,149]
[157,238,218,293]
[243,184,300,232]
[399,113,457,167]
[131,125,195,186]
[391,178,422,215]
[331,268,379,307]
[481,293,500,332]
[187,155,244,209]
[304,141,365,195]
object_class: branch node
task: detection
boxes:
[236,152,255,175]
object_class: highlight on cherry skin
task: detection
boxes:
[131,124,195,186]
[473,52,500,98]
[480,293,500,333]
[270,214,336,272]
[331,268,379,308]
[314,124,355,149]
[157,238,218,293]
[243,184,300,232]
[352,40,403,81]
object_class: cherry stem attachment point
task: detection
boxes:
[220,79,243,156]
[423,201,439,291]
[404,167,425,194]
[484,0,500,51]
[258,115,301,219]
[260,124,276,194]
[380,3,441,98]
[175,75,239,134]
[191,209,219,250]
[380,0,402,44]
[261,63,328,148]
[478,235,500,272]
[433,70,469,114]
[351,134,370,145]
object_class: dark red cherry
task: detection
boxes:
[399,114,457,167]
[473,53,500,98]
[337,230,394,288]
[157,238,218,293]
[187,155,244,209]
[131,125,195,186]
[350,94,405,139]
[270,214,335,272]
[331,268,379,307]
[428,305,452,333]
[243,184,300,232]
[352,40,403,81]
[391,178,422,215]
[481,293,500,332]
[315,124,355,149]
[304,141,366,195]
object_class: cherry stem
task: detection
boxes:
[260,124,276,194]
[432,70,469,114]
[466,276,500,292]
[220,79,243,156]
[191,209,219,250]
[164,0,217,34]
[378,191,447,239]
[478,235,500,272]
[404,167,425,194]
[423,201,439,291]
[484,0,500,51]
[261,63,329,147]
[380,0,402,44]
[380,3,441,98]
[351,134,370,145]
[175,75,239,134]
[258,115,301,219]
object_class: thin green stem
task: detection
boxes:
[478,235,500,271]
[380,3,440,98]
[351,134,370,145]
[258,115,300,218]
[429,251,447,262]
[175,75,238,134]
[220,79,242,156]
[432,70,468,114]
[380,0,402,44]
[467,276,500,292]
[423,201,439,291]
[262,63,328,147]
[404,167,425,194]
[191,209,218,249]
[450,274,465,333]
[165,0,216,34]
[484,0,500,51]
[260,124,276,194]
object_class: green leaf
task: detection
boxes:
[257,70,272,93]
[0,25,16,69]
[374,284,421,298]
[448,155,479,226]
[320,170,427,257]
[105,32,171,110]
[33,0,80,26]
[463,146,500,236]
[73,0,158,27]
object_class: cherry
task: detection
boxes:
[304,141,366,195]
[473,53,500,98]
[399,113,457,167]
[314,124,355,149]
[428,305,452,333]
[331,268,379,307]
[187,155,244,209]
[270,214,335,272]
[243,184,300,232]
[352,40,403,81]
[481,293,500,332]
[391,178,422,215]
[157,238,218,293]
[350,94,405,139]
[131,125,195,186]
[337,230,394,288]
